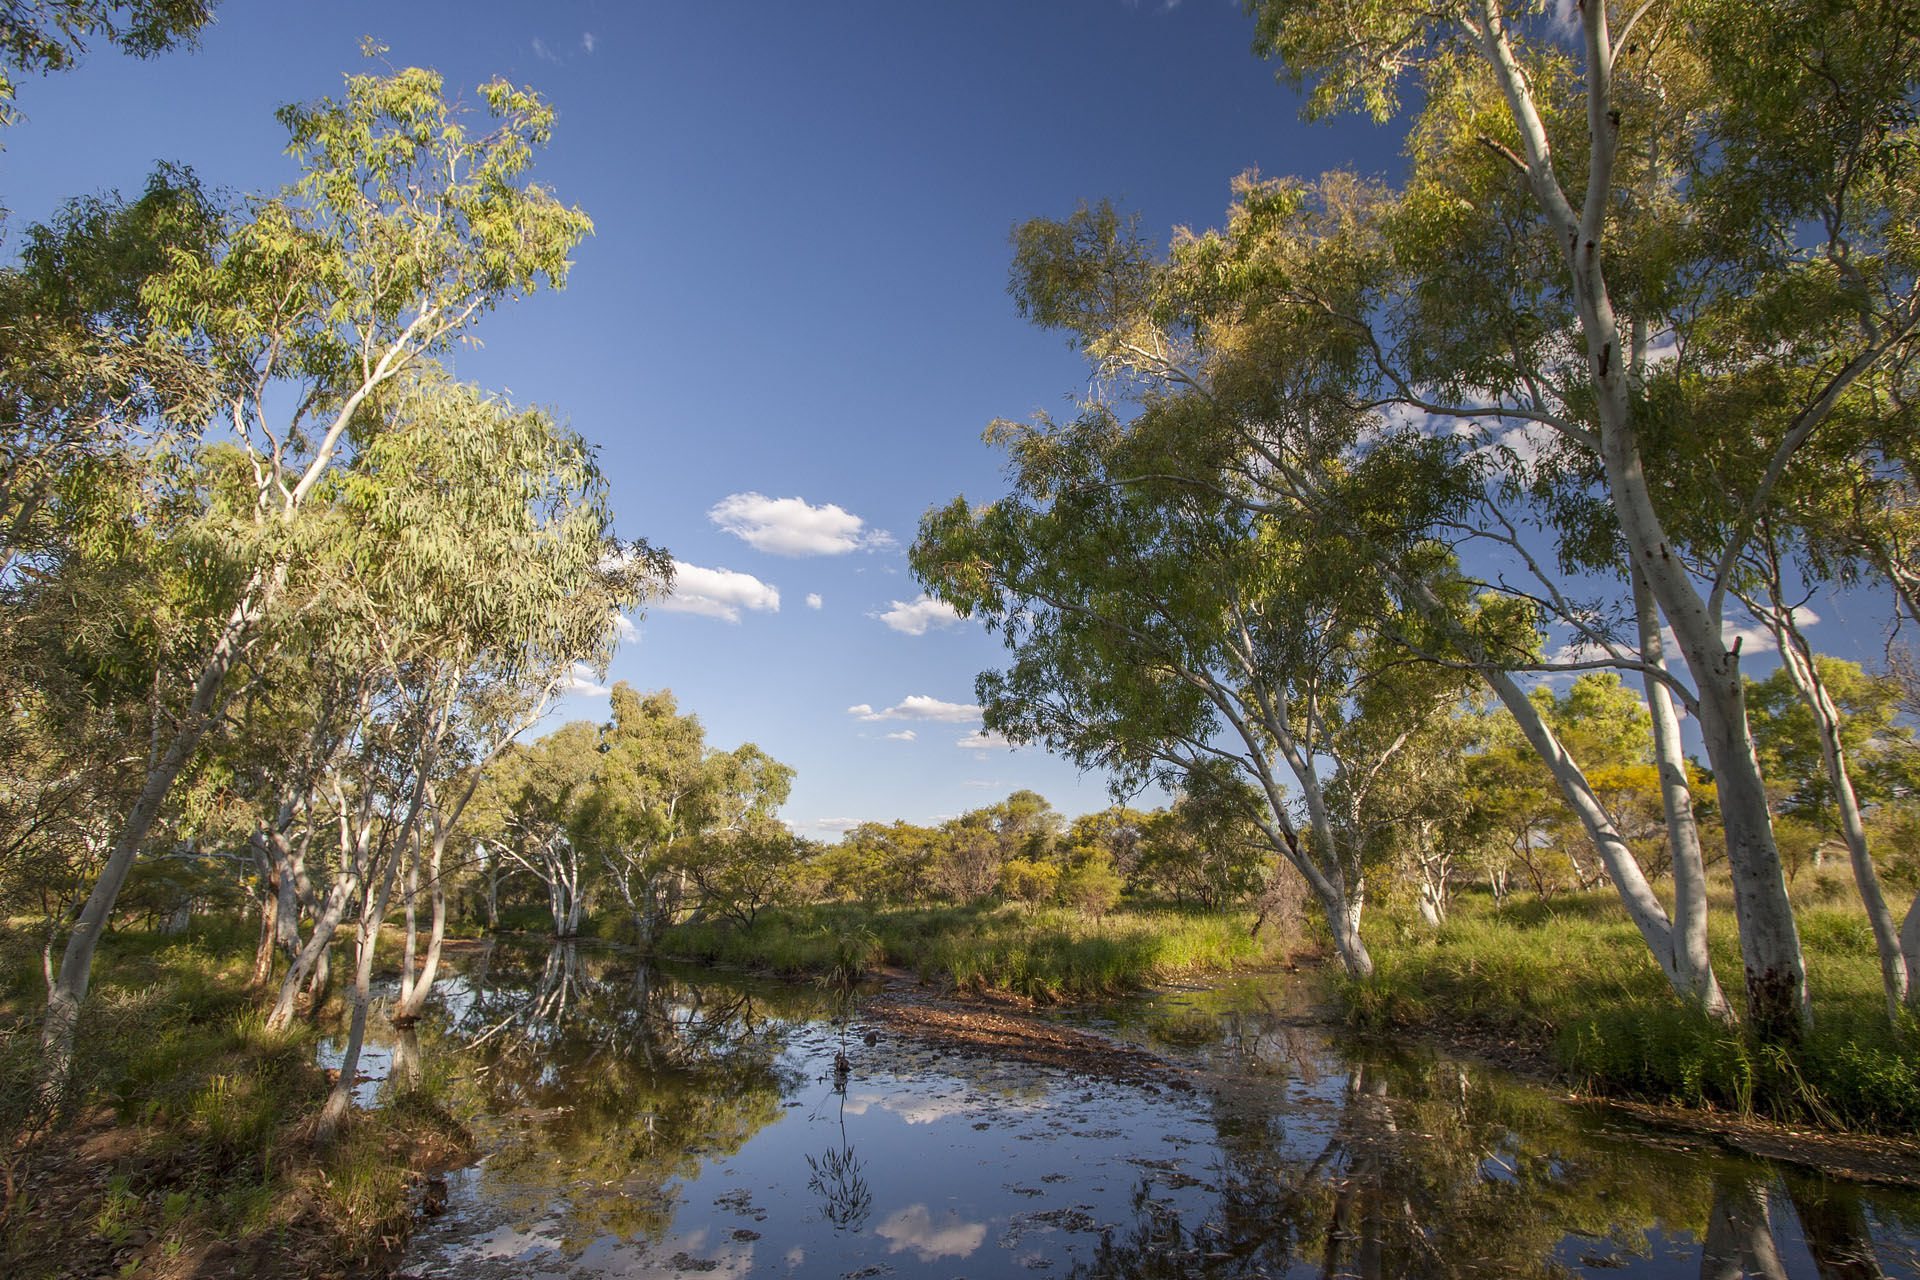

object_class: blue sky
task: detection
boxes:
[2,0,1410,835]
[3,3,1880,836]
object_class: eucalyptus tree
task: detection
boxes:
[35,61,595,1088]
[1327,672,1482,927]
[486,724,599,939]
[0,167,219,581]
[1133,785,1272,912]
[995,192,1729,1017]
[1746,652,1917,1022]
[914,422,1483,977]
[567,686,710,943]
[1228,0,1920,1036]
[571,689,793,940]
[229,374,660,1135]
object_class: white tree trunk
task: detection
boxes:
[1635,568,1731,1021]
[317,770,431,1141]
[395,825,448,1023]
[1769,614,1908,1021]
[1471,0,1809,1040]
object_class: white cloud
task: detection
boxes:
[788,817,859,838]
[877,594,963,635]
[884,730,917,742]
[611,612,639,643]
[805,592,823,610]
[531,37,561,64]
[708,492,883,557]
[1655,606,1820,661]
[581,31,597,53]
[957,729,1018,751]
[654,563,780,622]
[851,696,981,723]
[562,662,609,697]
[875,1204,987,1262]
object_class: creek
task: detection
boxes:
[363,940,1920,1278]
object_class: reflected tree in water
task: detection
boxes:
[427,941,813,1251]
[1062,1049,1909,1280]
[806,1070,872,1232]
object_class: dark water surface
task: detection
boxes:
[372,942,1920,1278]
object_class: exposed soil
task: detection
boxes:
[1593,1099,1920,1190]
[4,1105,471,1280]
[861,970,1207,1092]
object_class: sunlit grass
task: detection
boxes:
[660,900,1286,1002]
[1336,875,1920,1134]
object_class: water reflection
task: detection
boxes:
[1067,981,1920,1279]
[395,946,1920,1279]
[805,1079,873,1232]
[420,941,817,1261]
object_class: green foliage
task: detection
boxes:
[1748,657,1912,826]
[0,1,214,127]
[1058,849,1122,919]
[998,855,1059,907]
[1336,889,1920,1134]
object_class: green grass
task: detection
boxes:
[658,900,1286,1002]
[0,916,471,1278]
[1334,879,1920,1134]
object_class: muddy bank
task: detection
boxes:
[860,976,1206,1091]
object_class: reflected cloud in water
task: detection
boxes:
[874,1203,989,1261]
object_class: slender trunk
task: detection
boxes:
[1469,0,1808,1038]
[1771,618,1908,1022]
[1484,666,1712,1001]
[317,777,428,1142]
[1635,567,1731,1021]
[1413,822,1445,927]
[565,850,586,937]
[250,869,280,989]
[317,841,402,1144]
[1392,570,1715,1007]
[38,622,248,1096]
[276,823,307,959]
[268,873,357,1028]
[400,839,420,1010]
[268,797,370,1030]
[395,825,448,1023]
[307,939,331,1010]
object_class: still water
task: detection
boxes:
[374,941,1920,1278]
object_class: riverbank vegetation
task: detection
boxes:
[4,6,1920,1274]
[912,0,1920,1056]
[0,919,468,1278]
[661,901,1286,1003]
[1340,879,1920,1134]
